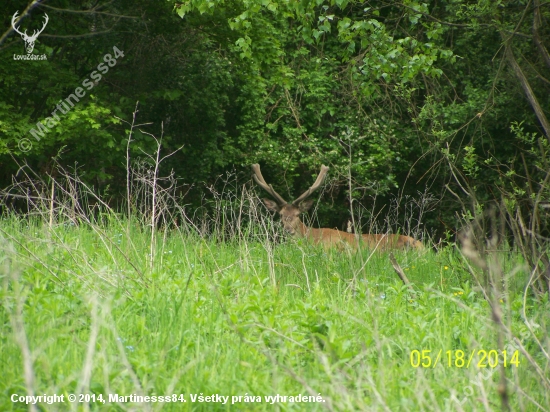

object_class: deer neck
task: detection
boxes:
[295,220,309,237]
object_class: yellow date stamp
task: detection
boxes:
[410,349,521,368]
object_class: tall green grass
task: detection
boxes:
[0,217,548,411]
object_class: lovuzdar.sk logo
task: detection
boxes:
[11,10,49,61]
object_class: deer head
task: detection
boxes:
[12,11,49,54]
[251,164,329,236]
[252,163,424,250]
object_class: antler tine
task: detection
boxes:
[292,165,329,205]
[11,11,26,36]
[30,13,48,38]
[251,164,287,205]
[35,14,49,36]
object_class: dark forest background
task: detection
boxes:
[0,0,549,241]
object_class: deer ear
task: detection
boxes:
[262,198,281,212]
[298,199,315,212]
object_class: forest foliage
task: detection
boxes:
[0,0,549,238]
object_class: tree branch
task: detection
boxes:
[533,0,550,69]
[501,32,550,142]
[0,0,41,47]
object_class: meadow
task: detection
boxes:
[0,214,548,411]
[2,0,549,409]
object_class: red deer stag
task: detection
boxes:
[252,164,423,251]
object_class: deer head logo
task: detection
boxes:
[11,11,49,54]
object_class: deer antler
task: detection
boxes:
[11,11,26,38]
[251,164,287,205]
[292,165,329,205]
[33,13,49,39]
[11,11,48,40]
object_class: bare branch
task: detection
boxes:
[501,31,550,141]
[40,3,139,20]
[533,0,550,69]
[0,1,41,47]
[389,252,415,292]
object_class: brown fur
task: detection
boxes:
[253,164,423,251]
[264,200,423,251]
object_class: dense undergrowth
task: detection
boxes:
[0,217,548,411]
